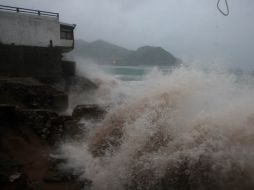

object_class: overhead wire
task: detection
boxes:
[217,0,229,16]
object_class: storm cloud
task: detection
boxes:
[1,0,254,68]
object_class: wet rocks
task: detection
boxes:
[72,104,105,120]
[18,109,59,142]
[43,156,85,189]
[0,103,104,145]
[17,109,83,145]
[0,103,103,145]
[0,77,68,112]
[56,115,83,139]
[0,153,33,190]
[43,171,68,183]
[0,75,105,189]
[0,104,17,127]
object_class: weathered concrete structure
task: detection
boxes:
[0,5,76,79]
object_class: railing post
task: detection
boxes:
[0,5,59,18]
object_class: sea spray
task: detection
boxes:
[59,64,254,190]
[68,61,134,109]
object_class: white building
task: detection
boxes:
[0,5,77,78]
[0,5,76,52]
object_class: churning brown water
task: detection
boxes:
[58,65,254,190]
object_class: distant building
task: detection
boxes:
[0,5,76,79]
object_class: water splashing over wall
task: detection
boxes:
[59,63,254,190]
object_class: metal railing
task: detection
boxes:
[0,5,59,18]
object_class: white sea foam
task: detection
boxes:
[59,63,254,190]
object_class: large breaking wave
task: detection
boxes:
[58,64,254,190]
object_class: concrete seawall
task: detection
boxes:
[0,43,76,79]
[0,44,62,78]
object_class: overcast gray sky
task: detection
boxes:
[1,0,254,68]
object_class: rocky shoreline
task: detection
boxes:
[0,76,103,190]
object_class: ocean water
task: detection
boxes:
[101,65,173,81]
[60,63,254,190]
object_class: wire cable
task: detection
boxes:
[217,0,229,16]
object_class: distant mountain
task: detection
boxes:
[71,39,179,66]
[122,46,177,66]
